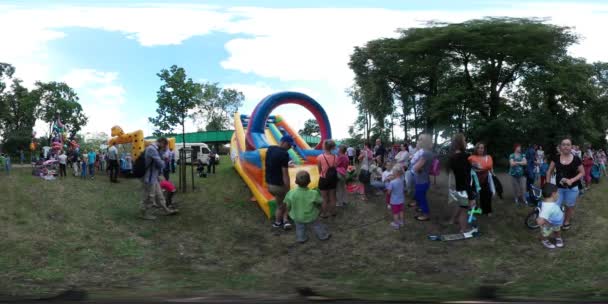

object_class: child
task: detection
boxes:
[159,176,177,210]
[386,165,405,229]
[284,171,331,243]
[539,157,549,187]
[537,183,564,249]
[381,162,394,205]
[80,156,87,179]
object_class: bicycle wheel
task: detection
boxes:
[525,209,540,229]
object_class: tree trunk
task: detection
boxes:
[412,96,419,139]
[181,118,187,193]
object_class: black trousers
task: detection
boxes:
[108,159,119,181]
[478,181,493,214]
[207,161,215,174]
[59,164,67,177]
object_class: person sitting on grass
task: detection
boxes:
[386,165,405,229]
[284,171,331,243]
[159,176,178,210]
[537,183,565,249]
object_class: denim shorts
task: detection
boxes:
[557,187,579,208]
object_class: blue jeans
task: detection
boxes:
[88,164,95,177]
[557,187,579,208]
[415,182,430,215]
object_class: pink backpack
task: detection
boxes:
[430,157,441,176]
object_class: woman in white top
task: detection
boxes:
[395,143,410,170]
[358,142,374,201]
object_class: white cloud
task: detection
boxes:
[5,2,608,138]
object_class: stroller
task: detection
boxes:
[32,159,58,180]
[591,163,601,184]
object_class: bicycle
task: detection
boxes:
[524,184,566,229]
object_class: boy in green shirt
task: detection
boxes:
[285,170,331,243]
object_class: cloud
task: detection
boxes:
[5,2,608,138]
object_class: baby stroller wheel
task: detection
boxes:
[525,209,540,229]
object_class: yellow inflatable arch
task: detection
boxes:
[108,125,175,159]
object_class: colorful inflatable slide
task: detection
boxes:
[231,92,332,218]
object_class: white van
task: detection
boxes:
[175,142,211,165]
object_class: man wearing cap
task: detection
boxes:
[266,135,295,231]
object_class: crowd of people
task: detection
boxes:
[265,133,603,250]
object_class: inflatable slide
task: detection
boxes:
[231,92,332,218]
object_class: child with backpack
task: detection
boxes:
[285,170,331,243]
[386,165,405,229]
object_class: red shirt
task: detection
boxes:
[160,180,176,192]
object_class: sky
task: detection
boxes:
[2,0,608,140]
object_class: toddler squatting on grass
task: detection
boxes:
[284,170,331,243]
[537,183,565,249]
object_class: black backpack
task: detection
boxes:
[323,155,338,184]
[132,150,147,178]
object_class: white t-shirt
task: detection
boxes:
[347,147,355,157]
[381,170,392,183]
[108,146,118,160]
[539,202,564,226]
[58,154,68,165]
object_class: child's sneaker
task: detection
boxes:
[555,238,564,248]
[541,239,556,249]
[272,221,283,229]
[398,220,405,227]
[283,221,293,230]
[390,222,400,230]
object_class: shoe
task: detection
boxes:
[398,220,405,226]
[165,208,178,215]
[390,222,400,229]
[139,210,157,220]
[283,221,293,230]
[555,238,564,248]
[272,221,283,229]
[541,239,556,249]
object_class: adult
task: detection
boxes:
[336,145,350,207]
[509,144,528,205]
[582,150,594,190]
[406,141,423,201]
[58,150,68,178]
[411,134,434,222]
[108,143,119,183]
[317,140,338,218]
[87,150,97,179]
[374,138,387,168]
[162,148,171,180]
[358,142,374,201]
[525,144,537,191]
[537,146,545,165]
[347,145,356,165]
[99,151,107,174]
[71,149,80,176]
[19,149,24,165]
[546,138,584,230]
[170,149,176,173]
[266,135,295,230]
[468,142,494,216]
[448,133,476,232]
[207,149,216,175]
[141,137,176,220]
[394,143,410,170]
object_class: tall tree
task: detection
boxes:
[193,83,244,131]
[32,81,88,142]
[0,79,40,152]
[149,65,201,192]
[299,119,320,137]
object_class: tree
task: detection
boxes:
[193,83,244,131]
[32,81,88,142]
[149,65,201,192]
[0,79,40,153]
[299,119,320,137]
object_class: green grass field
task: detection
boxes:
[1,163,607,302]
